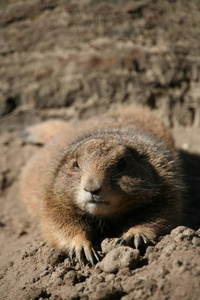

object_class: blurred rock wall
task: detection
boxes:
[0,0,200,126]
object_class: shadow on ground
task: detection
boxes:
[180,150,200,230]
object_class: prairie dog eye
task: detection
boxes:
[117,157,127,171]
[74,161,80,169]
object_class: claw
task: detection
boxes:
[68,237,101,265]
[134,234,142,249]
[115,233,149,250]
[76,250,82,264]
[120,239,127,246]
[115,238,127,247]
[114,239,119,247]
[141,234,148,244]
[88,253,94,266]
[85,246,100,266]
[114,239,120,247]
[69,249,75,260]
[92,247,100,262]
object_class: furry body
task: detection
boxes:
[20,106,183,264]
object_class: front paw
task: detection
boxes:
[115,226,155,249]
[116,233,149,249]
[68,235,100,266]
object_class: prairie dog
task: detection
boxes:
[20,106,183,264]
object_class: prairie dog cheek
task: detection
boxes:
[75,187,128,217]
[76,189,93,210]
[76,189,108,216]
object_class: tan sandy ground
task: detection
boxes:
[0,0,200,299]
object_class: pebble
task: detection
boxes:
[163,243,176,257]
[183,228,195,238]
[98,246,140,273]
[170,226,188,237]
[63,270,77,285]
[146,246,158,262]
[101,238,118,253]
[192,237,200,246]
[105,273,115,282]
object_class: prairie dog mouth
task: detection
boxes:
[76,189,110,215]
[87,198,109,205]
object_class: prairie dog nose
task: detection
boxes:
[83,177,102,196]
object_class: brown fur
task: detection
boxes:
[20,106,183,264]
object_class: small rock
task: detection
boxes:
[143,278,157,294]
[101,238,118,253]
[40,270,49,277]
[64,258,73,269]
[146,246,155,255]
[39,265,49,272]
[173,259,183,267]
[146,246,158,262]
[172,227,196,243]
[51,272,59,280]
[105,274,115,282]
[158,267,169,278]
[98,246,140,273]
[147,252,158,262]
[90,283,124,300]
[192,237,200,246]
[32,276,40,283]
[46,249,67,266]
[83,270,91,278]
[63,270,77,285]
[173,233,185,243]
[170,226,188,237]
[86,275,104,292]
[9,261,14,267]
[163,243,176,257]
[55,277,63,286]
[117,267,130,276]
[87,275,104,286]
[183,228,195,238]
[76,282,85,292]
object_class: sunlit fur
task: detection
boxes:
[20,106,183,262]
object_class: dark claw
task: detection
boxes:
[85,247,100,266]
[76,251,82,264]
[69,249,76,260]
[141,234,148,244]
[134,234,142,249]
[69,244,100,266]
[88,254,94,266]
[92,248,100,262]
[115,238,127,247]
[115,234,149,249]
[134,234,149,248]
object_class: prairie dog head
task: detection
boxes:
[52,134,160,217]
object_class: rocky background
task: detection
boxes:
[0,0,200,299]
